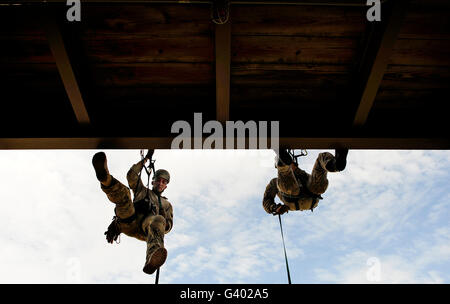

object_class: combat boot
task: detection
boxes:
[92,152,110,183]
[275,149,293,167]
[143,228,167,275]
[335,148,349,171]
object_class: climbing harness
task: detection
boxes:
[281,149,321,212]
[288,149,307,166]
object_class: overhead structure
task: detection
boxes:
[0,0,449,149]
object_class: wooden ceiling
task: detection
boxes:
[0,0,449,149]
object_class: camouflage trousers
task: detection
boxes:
[100,177,165,260]
[277,152,335,197]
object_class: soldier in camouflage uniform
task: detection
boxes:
[92,150,173,275]
[263,149,348,215]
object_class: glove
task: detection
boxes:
[104,217,121,244]
[272,203,289,215]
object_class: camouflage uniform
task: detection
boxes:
[100,160,173,271]
[263,152,336,213]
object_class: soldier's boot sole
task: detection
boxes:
[143,247,167,275]
[92,152,109,182]
[335,148,349,171]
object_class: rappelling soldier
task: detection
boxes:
[263,149,349,215]
[92,150,173,275]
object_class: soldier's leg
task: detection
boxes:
[307,149,349,195]
[92,152,113,187]
[100,177,135,219]
[307,152,334,195]
[141,215,167,275]
[93,152,135,219]
[276,149,301,196]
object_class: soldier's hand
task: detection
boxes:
[104,230,117,244]
[272,204,289,215]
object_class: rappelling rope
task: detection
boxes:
[278,214,292,284]
[276,149,308,284]
[138,150,161,285]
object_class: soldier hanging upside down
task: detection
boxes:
[92,150,173,275]
[263,148,349,215]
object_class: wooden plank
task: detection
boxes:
[1,63,61,88]
[353,0,409,127]
[364,108,447,137]
[81,5,212,37]
[374,89,448,108]
[231,63,351,87]
[398,7,450,40]
[6,0,373,5]
[0,37,54,63]
[409,0,450,8]
[94,87,215,110]
[215,21,231,123]
[0,137,448,150]
[89,63,214,86]
[0,86,79,132]
[389,39,450,66]
[232,36,358,64]
[0,7,46,36]
[232,5,366,37]
[1,0,370,4]
[380,65,450,90]
[81,36,213,63]
[44,17,90,125]
[231,87,343,105]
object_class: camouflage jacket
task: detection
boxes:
[127,161,173,234]
[262,166,319,214]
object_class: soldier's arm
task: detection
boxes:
[262,178,279,214]
[292,165,310,185]
[126,159,146,194]
[164,203,173,233]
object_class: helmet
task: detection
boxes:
[153,169,170,183]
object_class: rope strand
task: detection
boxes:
[278,214,292,284]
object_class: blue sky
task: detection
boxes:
[0,149,448,283]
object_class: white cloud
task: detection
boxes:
[313,224,450,284]
[0,149,449,283]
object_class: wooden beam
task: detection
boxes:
[2,1,375,6]
[215,21,231,123]
[0,137,448,150]
[353,0,410,127]
[44,16,90,125]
